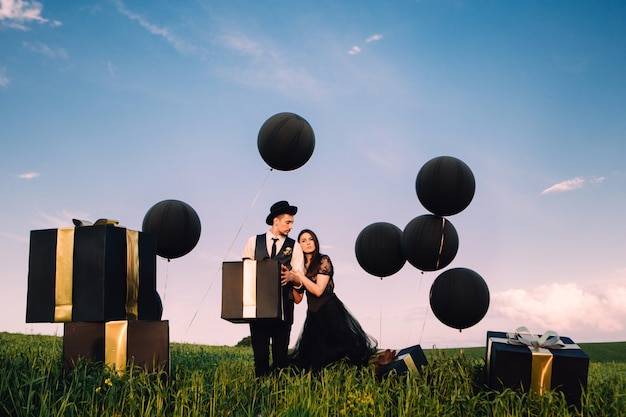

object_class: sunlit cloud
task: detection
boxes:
[112,0,196,55]
[347,45,361,55]
[0,67,9,87]
[540,175,605,195]
[18,172,40,179]
[492,280,626,334]
[0,0,61,30]
[366,34,383,42]
[22,41,68,58]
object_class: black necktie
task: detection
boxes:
[271,238,278,258]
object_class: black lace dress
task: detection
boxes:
[289,255,378,370]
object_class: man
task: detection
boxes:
[242,200,305,377]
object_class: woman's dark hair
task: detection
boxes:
[298,229,322,279]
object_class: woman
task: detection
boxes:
[281,229,377,370]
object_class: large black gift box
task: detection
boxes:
[26,225,157,323]
[63,320,170,373]
[221,260,284,323]
[485,330,589,407]
[376,345,428,378]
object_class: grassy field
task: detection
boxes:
[1,332,625,416]
[436,341,626,363]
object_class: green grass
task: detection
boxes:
[1,332,625,416]
[436,341,626,363]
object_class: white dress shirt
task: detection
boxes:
[242,231,305,273]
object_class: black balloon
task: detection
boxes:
[429,268,490,330]
[355,222,406,277]
[257,112,315,171]
[416,156,475,216]
[139,291,163,321]
[142,199,201,259]
[402,214,458,271]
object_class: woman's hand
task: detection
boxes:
[280,264,299,286]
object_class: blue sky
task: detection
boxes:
[2,0,625,349]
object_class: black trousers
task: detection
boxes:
[249,320,291,377]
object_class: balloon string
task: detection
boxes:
[185,168,274,334]
[162,260,169,305]
[407,272,425,347]
[435,217,446,270]
[379,277,383,346]
[418,303,429,346]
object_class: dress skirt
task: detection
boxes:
[289,293,377,370]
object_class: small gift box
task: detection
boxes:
[26,223,157,323]
[486,327,589,407]
[221,260,285,323]
[375,345,428,378]
[62,320,170,374]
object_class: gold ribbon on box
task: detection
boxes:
[399,352,419,374]
[105,320,129,375]
[488,326,580,395]
[54,228,75,322]
[370,349,419,374]
[125,230,140,320]
[53,220,140,322]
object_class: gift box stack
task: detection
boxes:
[26,221,170,374]
[485,327,589,408]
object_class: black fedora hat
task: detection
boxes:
[266,201,298,225]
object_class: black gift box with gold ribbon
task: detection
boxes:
[485,330,589,407]
[26,225,157,323]
[221,260,285,323]
[62,320,170,373]
[375,345,428,378]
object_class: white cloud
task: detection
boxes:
[0,67,9,87]
[32,207,92,229]
[348,34,382,55]
[18,172,39,179]
[214,31,324,99]
[113,0,196,55]
[540,175,605,195]
[0,0,61,30]
[541,177,584,194]
[22,41,68,58]
[1,232,28,243]
[219,33,264,58]
[347,45,361,55]
[491,280,626,334]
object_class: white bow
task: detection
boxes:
[507,326,564,349]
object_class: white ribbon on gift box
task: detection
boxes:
[506,327,566,349]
